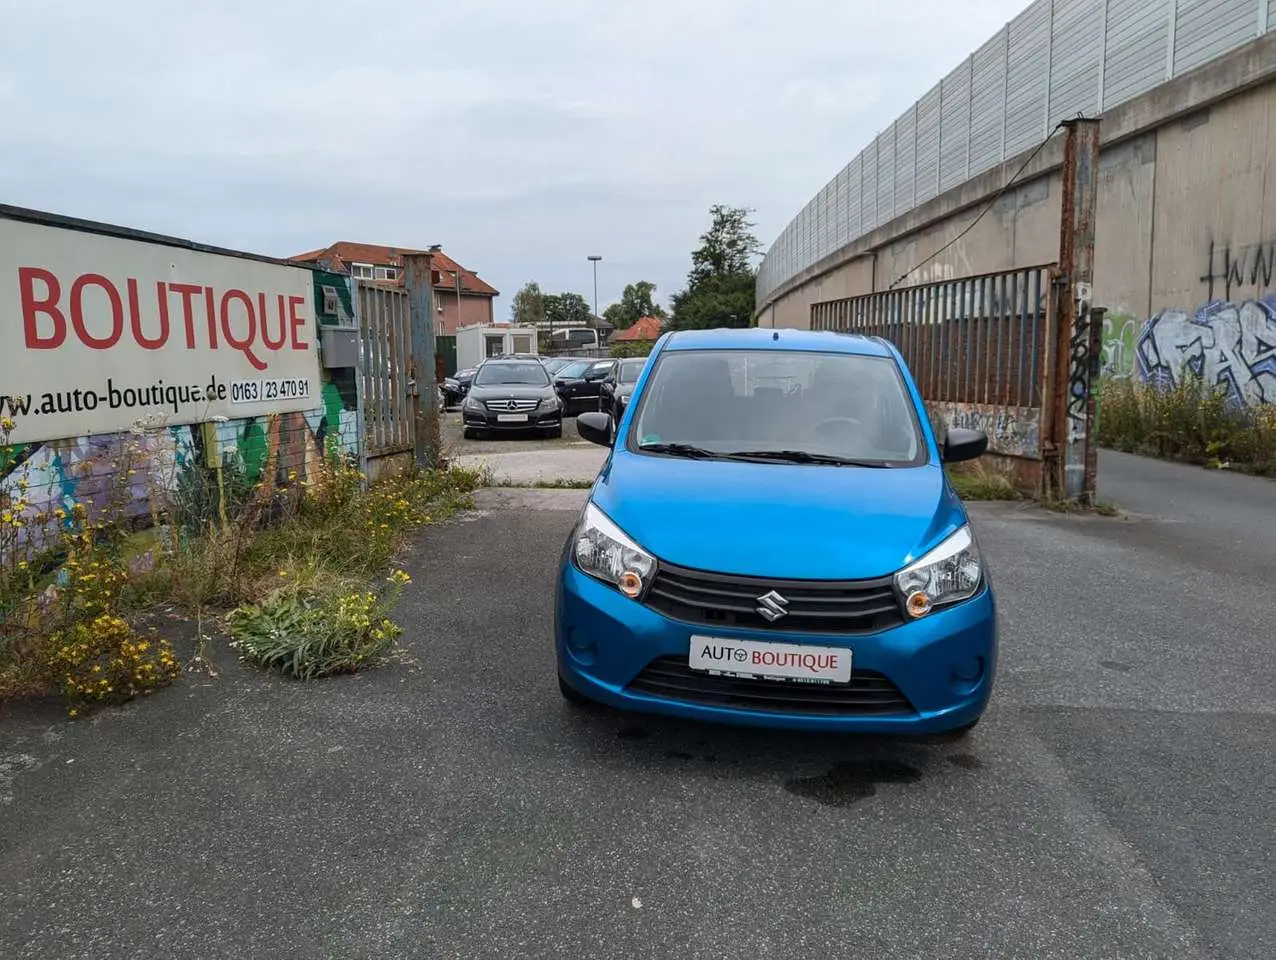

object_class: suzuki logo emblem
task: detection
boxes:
[755,590,789,622]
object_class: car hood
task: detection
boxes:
[468,384,553,400]
[592,452,964,580]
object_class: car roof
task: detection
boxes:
[662,327,892,358]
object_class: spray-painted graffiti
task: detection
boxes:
[1199,240,1276,302]
[1,384,359,554]
[1065,285,1094,443]
[1100,312,1138,378]
[1136,296,1276,408]
[929,402,1041,459]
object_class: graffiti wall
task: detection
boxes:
[1135,296,1276,408]
[1100,312,1139,379]
[929,402,1042,459]
[1,271,360,556]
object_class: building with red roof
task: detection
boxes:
[290,241,499,336]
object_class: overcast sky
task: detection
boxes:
[1,0,1028,316]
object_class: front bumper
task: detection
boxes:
[463,406,562,431]
[555,562,997,734]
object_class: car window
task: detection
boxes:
[473,362,550,386]
[629,349,923,466]
[618,360,643,384]
[557,360,591,378]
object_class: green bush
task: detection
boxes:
[227,569,412,680]
[1096,377,1276,475]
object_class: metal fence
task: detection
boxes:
[356,281,413,461]
[758,0,1274,302]
[811,264,1056,466]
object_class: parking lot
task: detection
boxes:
[1,444,1273,958]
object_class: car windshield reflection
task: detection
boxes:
[474,362,550,386]
[629,349,924,466]
[618,360,644,384]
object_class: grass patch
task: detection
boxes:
[1097,378,1276,476]
[946,463,1020,501]
[1042,498,1122,516]
[489,476,594,489]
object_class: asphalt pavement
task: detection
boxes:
[1,456,1273,958]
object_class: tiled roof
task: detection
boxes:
[612,315,665,342]
[290,241,498,297]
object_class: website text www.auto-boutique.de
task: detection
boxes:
[1,374,312,420]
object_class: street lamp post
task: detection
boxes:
[587,255,602,325]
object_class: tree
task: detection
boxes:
[543,291,592,328]
[510,282,546,325]
[602,280,667,330]
[669,204,762,331]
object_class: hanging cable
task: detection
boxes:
[887,116,1079,291]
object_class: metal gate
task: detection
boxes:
[811,264,1057,493]
[356,281,414,481]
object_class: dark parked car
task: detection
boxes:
[554,358,616,415]
[461,359,563,439]
[542,355,592,377]
[598,357,647,422]
[442,366,477,407]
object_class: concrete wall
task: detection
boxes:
[760,34,1276,405]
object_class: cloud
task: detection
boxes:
[0,0,1028,312]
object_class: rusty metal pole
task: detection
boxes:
[403,253,440,469]
[1053,117,1101,503]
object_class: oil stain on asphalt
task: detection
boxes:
[784,761,923,807]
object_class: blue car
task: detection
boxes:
[555,327,996,736]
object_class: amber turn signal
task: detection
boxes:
[906,591,933,618]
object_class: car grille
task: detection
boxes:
[644,563,905,635]
[627,656,915,716]
[484,398,539,411]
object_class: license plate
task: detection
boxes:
[688,636,852,684]
[496,413,529,422]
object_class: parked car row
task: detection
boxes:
[446,353,649,440]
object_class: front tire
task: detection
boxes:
[546,424,563,439]
[935,715,981,740]
[463,427,480,440]
[558,672,593,708]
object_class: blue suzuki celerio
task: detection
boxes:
[555,327,995,736]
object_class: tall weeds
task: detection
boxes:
[1097,378,1276,475]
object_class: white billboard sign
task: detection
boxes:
[1,216,323,445]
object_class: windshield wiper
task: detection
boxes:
[722,449,892,467]
[638,442,721,460]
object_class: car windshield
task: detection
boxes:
[618,360,644,384]
[474,362,549,386]
[542,358,570,374]
[557,360,592,378]
[629,349,923,466]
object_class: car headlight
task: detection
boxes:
[462,395,483,411]
[539,395,561,411]
[573,502,655,599]
[894,525,982,618]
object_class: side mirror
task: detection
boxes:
[576,411,613,448]
[942,427,988,463]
